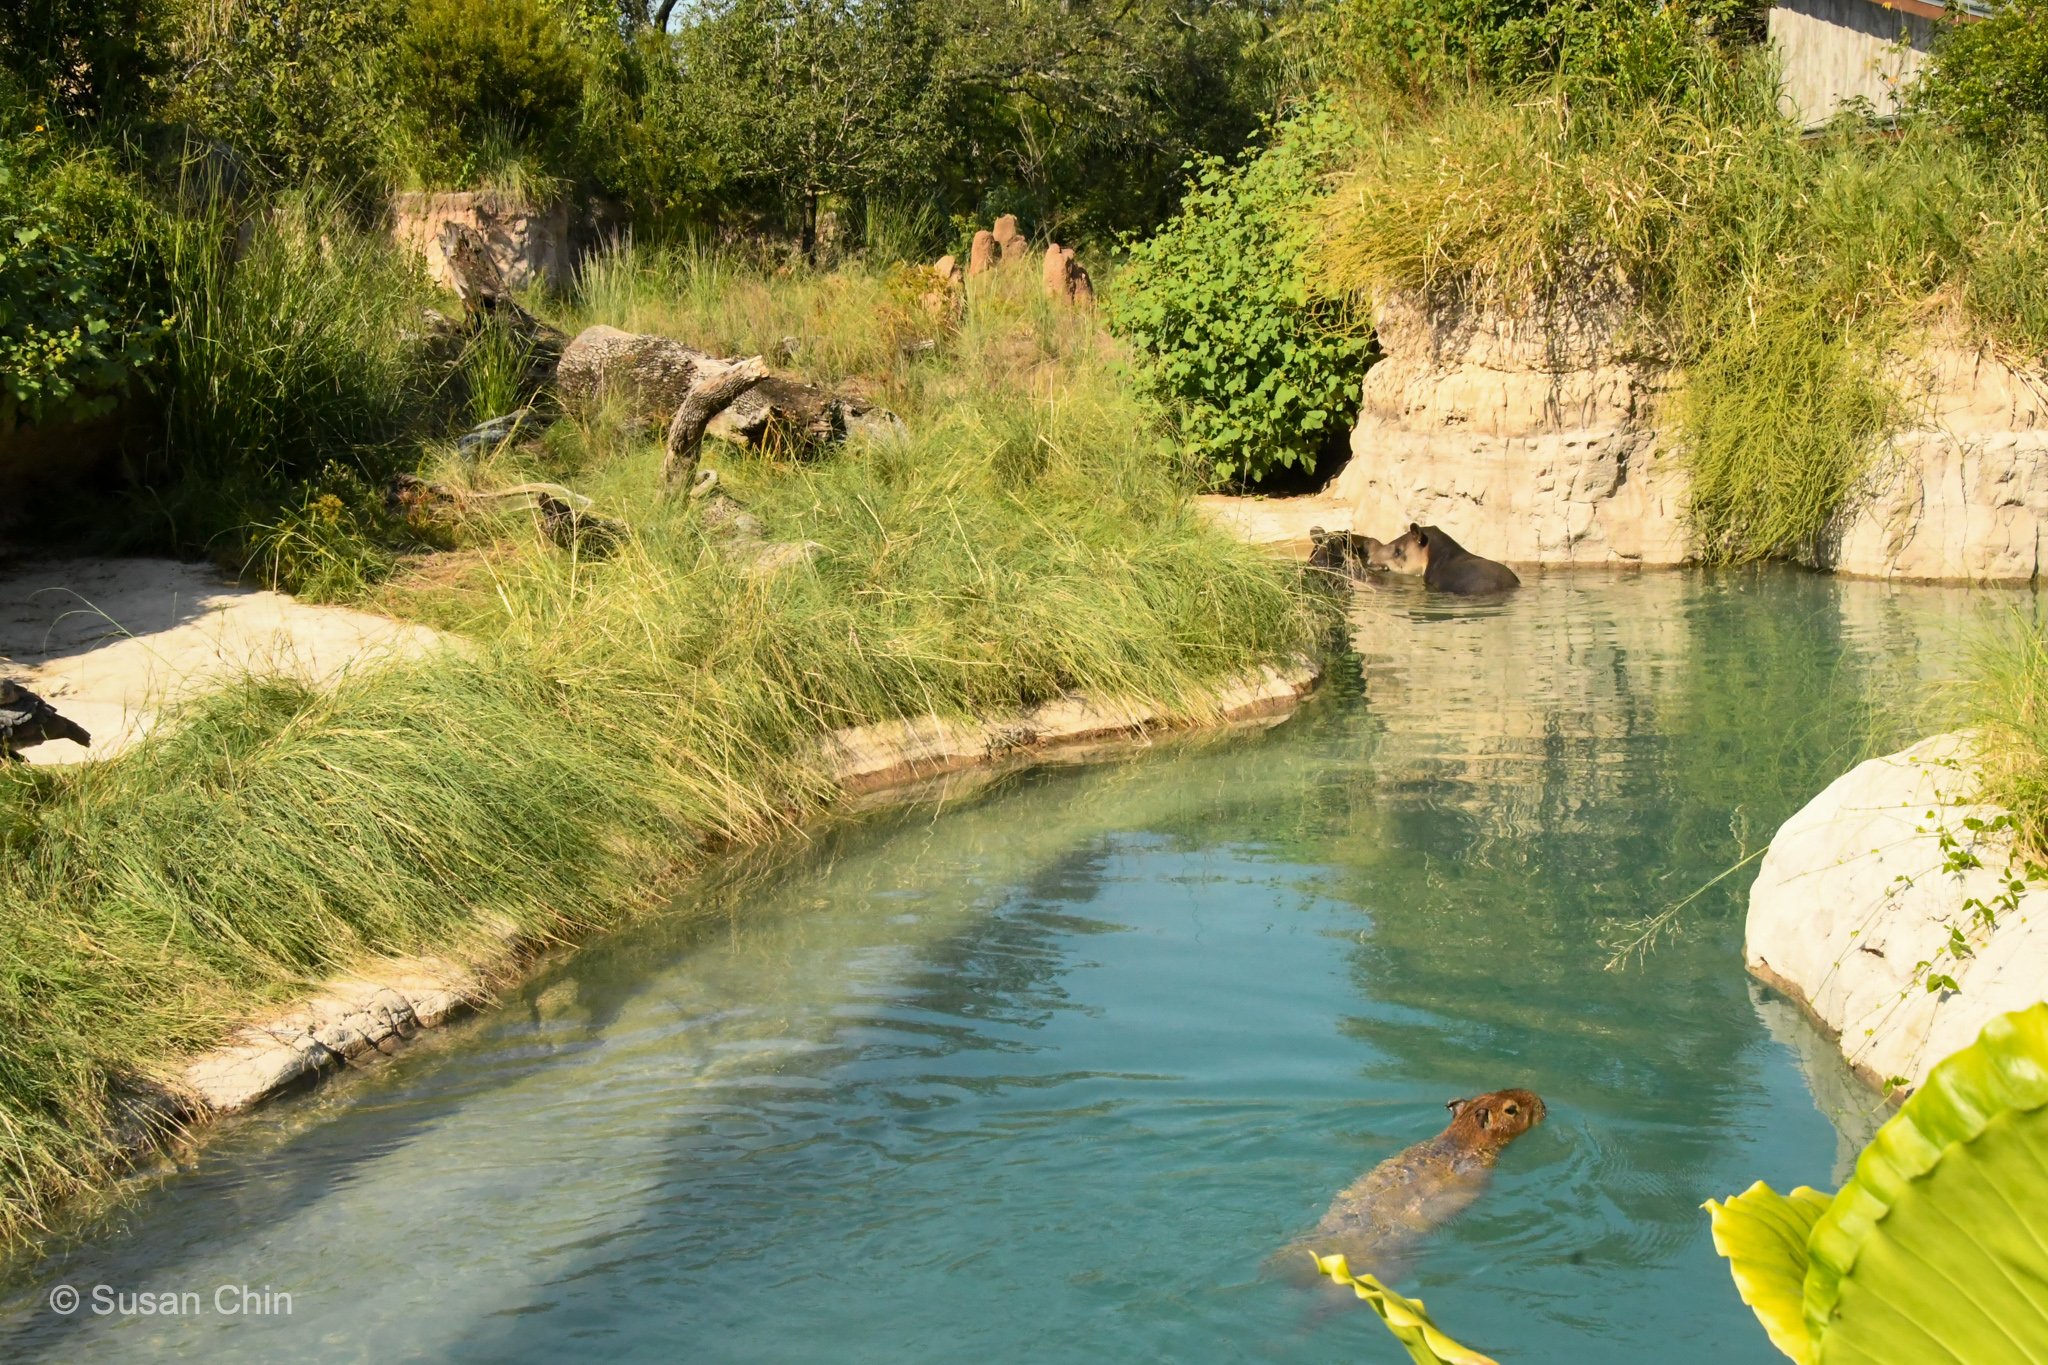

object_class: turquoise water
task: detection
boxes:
[0,570,2012,1362]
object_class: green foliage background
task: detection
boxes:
[1108,105,1372,486]
[1912,0,2048,148]
[0,121,163,435]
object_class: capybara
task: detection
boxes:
[1286,1088,1546,1274]
[1365,524,1520,595]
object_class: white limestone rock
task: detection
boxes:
[1745,732,2048,1093]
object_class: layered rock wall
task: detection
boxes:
[390,191,570,293]
[1209,291,2048,583]
[1329,290,1688,567]
[1829,343,2048,581]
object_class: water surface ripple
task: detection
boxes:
[0,569,2014,1362]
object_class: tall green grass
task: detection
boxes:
[0,243,1325,1249]
[1311,69,2048,562]
[1963,611,2048,855]
[127,188,436,575]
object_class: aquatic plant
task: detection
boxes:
[1309,1251,1499,1365]
[1704,1002,2048,1362]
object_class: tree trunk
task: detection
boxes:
[437,222,569,362]
[800,188,819,263]
[662,357,769,491]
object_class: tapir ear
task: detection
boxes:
[1309,526,1325,537]
[1409,522,1420,533]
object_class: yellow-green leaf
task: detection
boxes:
[1805,1002,2048,1362]
[1308,1250,1499,1365]
[1703,1180,1831,1363]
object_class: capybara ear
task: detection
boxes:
[1473,1103,1492,1130]
[1446,1097,1472,1118]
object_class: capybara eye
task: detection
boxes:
[1506,1103,1518,1115]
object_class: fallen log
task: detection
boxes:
[436,222,569,364]
[555,325,901,456]
[663,357,767,491]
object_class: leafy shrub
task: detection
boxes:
[1911,0,2048,148]
[394,0,591,189]
[0,0,164,122]
[0,130,163,433]
[1324,0,1763,99]
[1108,105,1372,487]
[158,0,399,191]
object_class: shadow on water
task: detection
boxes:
[0,567,2021,1364]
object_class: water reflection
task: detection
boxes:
[0,568,2021,1364]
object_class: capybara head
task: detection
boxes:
[1444,1088,1546,1150]
[1366,524,1432,576]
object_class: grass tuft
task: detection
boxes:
[0,240,1326,1250]
[1309,72,2048,562]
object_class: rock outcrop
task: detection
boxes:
[1330,289,1684,565]
[1746,732,2048,1094]
[968,229,998,277]
[1041,243,1094,307]
[1829,342,2048,581]
[390,191,569,293]
[1205,291,2048,583]
[991,213,1028,263]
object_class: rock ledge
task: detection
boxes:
[1746,732,2048,1093]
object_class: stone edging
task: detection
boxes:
[164,657,1323,1119]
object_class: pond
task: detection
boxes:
[0,569,2016,1362]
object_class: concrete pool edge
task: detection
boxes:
[116,656,1325,1158]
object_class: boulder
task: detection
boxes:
[992,213,1028,263]
[1041,243,1094,307]
[1746,732,2048,1094]
[555,324,901,454]
[556,325,715,426]
[968,230,998,278]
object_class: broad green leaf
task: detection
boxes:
[1308,1251,1499,1365]
[1703,1181,1831,1362]
[1804,1002,2048,1363]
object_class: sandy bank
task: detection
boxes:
[0,558,443,763]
